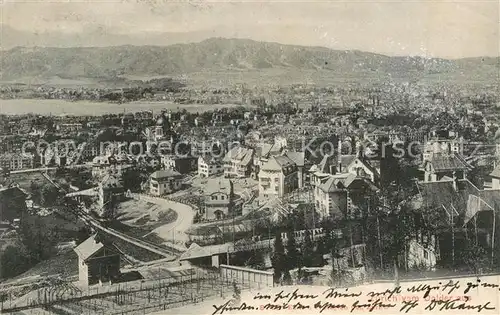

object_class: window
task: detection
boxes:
[275,186,279,192]
[211,195,218,201]
[424,250,429,260]
[221,195,225,200]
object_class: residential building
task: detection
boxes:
[203,178,234,220]
[91,155,131,180]
[198,156,223,177]
[40,145,68,166]
[490,165,500,190]
[223,146,254,178]
[74,234,121,287]
[56,123,83,133]
[162,155,197,174]
[313,172,378,219]
[258,155,298,198]
[154,113,174,141]
[284,151,311,188]
[423,137,465,162]
[80,143,100,162]
[422,153,470,183]
[194,117,204,127]
[0,153,34,170]
[309,154,357,186]
[416,177,500,268]
[406,237,438,270]
[344,156,380,185]
[251,139,287,179]
[149,169,183,196]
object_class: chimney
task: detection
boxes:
[329,164,336,175]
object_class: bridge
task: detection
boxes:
[85,215,182,258]
[7,164,91,175]
[179,228,340,267]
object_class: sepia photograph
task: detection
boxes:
[0,0,499,314]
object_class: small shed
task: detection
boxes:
[74,234,121,287]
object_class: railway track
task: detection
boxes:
[39,171,183,260]
[83,214,183,258]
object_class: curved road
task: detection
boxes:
[132,194,196,249]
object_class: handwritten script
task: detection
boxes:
[212,279,498,314]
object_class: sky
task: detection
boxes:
[0,0,498,58]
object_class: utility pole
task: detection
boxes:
[377,215,383,269]
[491,210,496,266]
[451,204,455,267]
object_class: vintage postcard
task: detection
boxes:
[0,0,499,314]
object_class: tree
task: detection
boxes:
[122,168,145,192]
[282,270,293,285]
[67,169,93,189]
[375,181,418,285]
[271,231,286,283]
[462,243,491,274]
[0,245,30,279]
[30,182,61,207]
[286,231,300,270]
[19,214,59,263]
[320,217,344,282]
[301,230,314,267]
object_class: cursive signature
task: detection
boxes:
[425,299,495,312]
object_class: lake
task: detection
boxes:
[0,99,247,116]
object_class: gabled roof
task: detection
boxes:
[416,179,479,215]
[261,155,296,172]
[425,153,471,172]
[316,154,336,174]
[346,157,380,178]
[205,178,233,195]
[317,173,359,193]
[150,169,181,179]
[340,155,357,168]
[179,242,231,261]
[255,143,273,158]
[285,151,308,167]
[269,142,285,155]
[198,155,222,165]
[223,146,254,165]
[318,175,347,193]
[490,165,500,179]
[73,234,104,262]
[479,189,500,211]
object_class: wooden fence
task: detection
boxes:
[220,264,274,289]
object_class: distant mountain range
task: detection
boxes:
[0,37,498,83]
